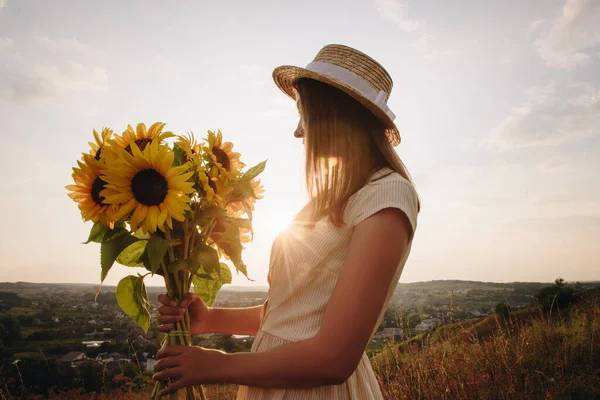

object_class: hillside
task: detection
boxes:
[372,288,600,399]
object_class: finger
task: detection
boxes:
[180,293,197,308]
[158,305,185,316]
[158,315,183,324]
[154,357,180,372]
[158,293,177,307]
[157,345,186,359]
[158,323,174,332]
[153,366,183,382]
[159,377,191,396]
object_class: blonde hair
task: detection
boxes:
[295,78,417,226]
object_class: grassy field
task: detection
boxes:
[4,288,598,400]
[372,291,600,399]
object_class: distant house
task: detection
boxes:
[59,351,86,367]
[145,358,158,371]
[96,353,114,363]
[415,318,442,332]
[373,328,402,340]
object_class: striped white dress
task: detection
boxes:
[236,167,419,399]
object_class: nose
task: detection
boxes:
[294,120,304,139]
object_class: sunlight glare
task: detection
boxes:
[260,208,296,237]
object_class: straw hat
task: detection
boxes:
[272,44,400,146]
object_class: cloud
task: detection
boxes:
[411,34,478,62]
[532,0,600,69]
[0,37,13,53]
[489,82,600,148]
[536,156,573,172]
[529,20,544,36]
[35,62,108,91]
[4,62,108,101]
[5,75,57,101]
[375,2,476,63]
[35,34,103,59]
[1,34,108,101]
[375,0,421,32]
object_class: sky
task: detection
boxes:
[0,0,599,288]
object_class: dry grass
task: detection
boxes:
[373,291,600,400]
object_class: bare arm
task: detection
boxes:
[219,207,412,387]
[206,305,263,336]
[158,295,265,336]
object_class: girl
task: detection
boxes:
[153,44,420,399]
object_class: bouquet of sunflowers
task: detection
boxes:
[67,123,265,399]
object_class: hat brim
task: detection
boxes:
[272,65,401,146]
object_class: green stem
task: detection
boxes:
[164,229,176,262]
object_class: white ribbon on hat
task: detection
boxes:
[305,61,396,121]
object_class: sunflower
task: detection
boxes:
[112,122,174,155]
[212,175,234,205]
[176,133,201,159]
[196,166,224,207]
[66,153,118,226]
[101,140,195,233]
[227,178,265,215]
[88,127,113,162]
[204,130,244,179]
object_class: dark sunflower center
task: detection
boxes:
[131,169,168,206]
[91,177,107,205]
[125,138,153,155]
[94,147,103,161]
[212,147,231,171]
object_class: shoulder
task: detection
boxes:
[345,168,419,236]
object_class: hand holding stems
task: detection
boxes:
[158,292,212,335]
[153,345,228,396]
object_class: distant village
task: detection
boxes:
[0,283,541,372]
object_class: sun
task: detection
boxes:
[259,208,296,237]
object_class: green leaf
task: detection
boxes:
[167,260,187,273]
[116,240,147,267]
[240,160,267,182]
[193,205,227,226]
[84,222,108,244]
[213,220,250,278]
[189,242,220,275]
[172,143,187,167]
[191,263,232,307]
[116,275,151,333]
[192,276,220,307]
[133,229,151,240]
[220,263,232,284]
[146,234,170,273]
[100,228,140,283]
[227,181,256,203]
[230,218,252,230]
